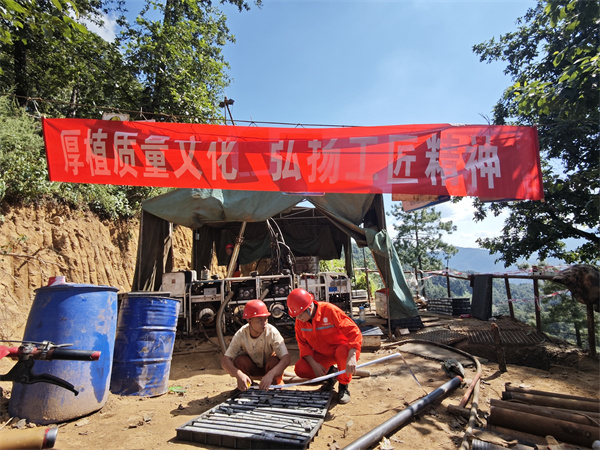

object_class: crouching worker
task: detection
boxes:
[287,288,362,404]
[221,299,290,391]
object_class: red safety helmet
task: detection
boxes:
[242,299,271,319]
[287,288,314,318]
[225,244,234,250]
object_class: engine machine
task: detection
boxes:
[189,278,224,329]
[224,274,294,333]
[161,272,295,336]
[297,272,353,317]
[256,274,293,322]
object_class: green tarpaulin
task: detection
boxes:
[134,188,418,320]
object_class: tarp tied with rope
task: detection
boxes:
[134,189,418,320]
[42,119,544,201]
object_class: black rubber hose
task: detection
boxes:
[48,348,100,361]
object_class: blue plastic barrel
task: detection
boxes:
[9,284,118,424]
[110,293,180,397]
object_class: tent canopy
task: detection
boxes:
[134,188,418,320]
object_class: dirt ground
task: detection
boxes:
[1,321,599,450]
[0,204,598,449]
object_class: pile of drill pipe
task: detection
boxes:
[488,385,600,448]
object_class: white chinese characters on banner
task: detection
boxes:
[61,129,504,188]
[43,119,543,200]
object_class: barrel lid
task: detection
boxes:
[125,291,172,298]
[35,283,119,293]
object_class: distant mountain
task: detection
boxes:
[448,247,564,274]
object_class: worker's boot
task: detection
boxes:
[319,366,337,391]
[338,383,351,404]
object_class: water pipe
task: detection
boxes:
[342,375,462,450]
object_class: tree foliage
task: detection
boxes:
[389,205,458,272]
[0,0,259,215]
[350,243,384,297]
[0,90,167,218]
[540,279,598,349]
[472,0,599,266]
[1,0,260,120]
[0,0,89,47]
[118,0,235,121]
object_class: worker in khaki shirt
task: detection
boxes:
[221,299,290,391]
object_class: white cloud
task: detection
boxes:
[81,14,118,42]
[385,197,508,249]
[438,200,508,248]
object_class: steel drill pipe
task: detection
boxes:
[501,391,599,412]
[489,405,600,448]
[342,375,462,450]
[490,399,600,425]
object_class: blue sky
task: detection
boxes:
[220,0,530,128]
[218,0,533,249]
[99,0,535,249]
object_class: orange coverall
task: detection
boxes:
[294,301,362,385]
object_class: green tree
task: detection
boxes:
[389,205,457,297]
[540,281,592,348]
[472,0,599,266]
[0,96,167,218]
[117,0,258,121]
[351,242,384,298]
[2,29,145,117]
[0,0,259,217]
[0,0,100,103]
[0,0,89,47]
[1,0,260,120]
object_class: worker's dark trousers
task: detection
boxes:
[233,354,284,384]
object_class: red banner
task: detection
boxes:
[42,118,544,200]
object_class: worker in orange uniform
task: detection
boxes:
[221,299,290,391]
[287,288,362,404]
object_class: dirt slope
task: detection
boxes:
[0,203,192,341]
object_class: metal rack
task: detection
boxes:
[297,271,353,317]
